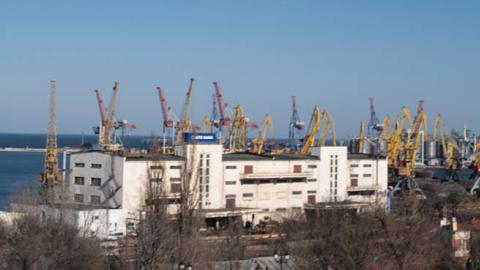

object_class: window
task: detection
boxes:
[350,174,359,177]
[74,194,84,203]
[75,162,85,168]
[307,178,317,182]
[74,177,85,185]
[307,190,317,194]
[242,193,254,200]
[150,165,163,170]
[170,177,181,182]
[170,183,181,193]
[226,165,237,169]
[244,165,253,174]
[91,163,102,169]
[351,178,358,187]
[308,165,317,169]
[363,164,372,168]
[293,165,302,173]
[170,165,182,170]
[91,195,101,205]
[225,181,236,185]
[91,177,101,186]
[292,191,302,196]
[275,208,287,212]
[350,164,359,168]
[363,174,372,177]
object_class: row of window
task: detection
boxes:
[240,178,307,185]
[240,190,315,200]
[350,174,372,178]
[75,163,102,169]
[227,165,317,173]
[150,165,182,170]
[74,177,101,186]
[74,194,101,204]
[350,164,372,168]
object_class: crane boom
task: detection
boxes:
[157,87,173,129]
[358,121,365,153]
[95,89,107,126]
[103,81,119,147]
[176,78,194,144]
[213,82,229,126]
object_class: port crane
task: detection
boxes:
[387,106,413,170]
[94,86,136,148]
[227,104,247,152]
[300,106,336,155]
[40,80,61,203]
[213,82,230,140]
[176,78,194,145]
[392,101,427,198]
[156,86,176,152]
[433,114,461,181]
[288,96,304,150]
[251,114,274,154]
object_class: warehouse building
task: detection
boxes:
[62,135,388,228]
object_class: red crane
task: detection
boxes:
[156,87,174,129]
[213,82,230,126]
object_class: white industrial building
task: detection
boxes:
[61,137,388,233]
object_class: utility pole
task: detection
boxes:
[40,80,60,203]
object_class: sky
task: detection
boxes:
[1,0,480,139]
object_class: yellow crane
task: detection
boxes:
[176,78,194,145]
[358,121,365,153]
[301,106,336,154]
[103,81,119,149]
[251,114,274,154]
[433,114,461,181]
[40,80,61,202]
[203,115,212,133]
[227,104,247,152]
[392,102,427,198]
[387,106,413,169]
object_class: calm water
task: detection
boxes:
[0,133,151,210]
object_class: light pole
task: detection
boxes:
[274,250,290,270]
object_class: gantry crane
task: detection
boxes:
[392,101,427,198]
[176,78,194,145]
[251,114,274,155]
[433,114,461,181]
[227,104,247,152]
[40,80,61,203]
[301,106,336,155]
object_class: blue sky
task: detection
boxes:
[1,0,480,138]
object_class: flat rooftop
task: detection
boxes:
[348,153,387,160]
[223,152,319,161]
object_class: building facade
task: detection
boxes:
[62,142,388,226]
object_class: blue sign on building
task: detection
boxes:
[183,132,218,144]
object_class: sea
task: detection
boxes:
[0,133,151,210]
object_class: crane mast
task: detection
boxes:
[227,104,247,152]
[40,80,60,202]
